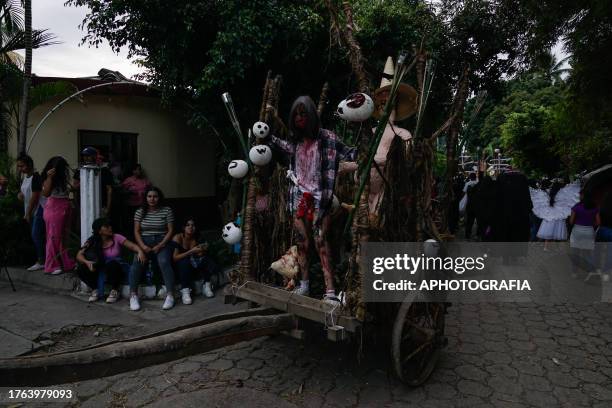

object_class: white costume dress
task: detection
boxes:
[530,183,580,241]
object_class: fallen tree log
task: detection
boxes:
[0,311,293,386]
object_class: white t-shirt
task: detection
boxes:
[20,173,45,215]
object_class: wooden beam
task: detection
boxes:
[1,313,293,386]
[232,282,361,333]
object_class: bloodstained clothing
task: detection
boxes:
[270,128,357,224]
[295,138,322,204]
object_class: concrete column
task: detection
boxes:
[80,165,101,245]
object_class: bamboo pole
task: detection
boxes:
[317,82,330,117]
[439,65,471,232]
[238,75,282,281]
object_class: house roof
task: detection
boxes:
[32,69,159,98]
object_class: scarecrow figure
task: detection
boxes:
[340,56,417,221]
[266,96,357,304]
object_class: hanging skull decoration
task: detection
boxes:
[423,239,440,257]
[336,93,374,122]
[227,160,249,179]
[222,222,242,244]
[249,145,272,166]
[252,121,270,139]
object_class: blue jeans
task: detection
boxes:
[129,234,174,292]
[78,259,123,292]
[31,206,45,263]
[175,255,215,288]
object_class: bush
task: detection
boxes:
[0,154,35,265]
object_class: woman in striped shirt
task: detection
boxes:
[128,186,175,311]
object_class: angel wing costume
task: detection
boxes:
[530,182,580,240]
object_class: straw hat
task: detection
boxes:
[372,56,418,121]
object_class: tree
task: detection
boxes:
[0,0,54,151]
[17,0,30,154]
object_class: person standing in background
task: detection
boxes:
[81,147,114,218]
[41,156,76,275]
[121,163,151,235]
[16,153,46,271]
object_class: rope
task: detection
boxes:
[231,280,251,297]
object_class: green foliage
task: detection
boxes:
[353,0,443,63]
[500,103,560,176]
[433,149,446,178]
[28,80,78,109]
[0,152,34,264]
[64,0,611,187]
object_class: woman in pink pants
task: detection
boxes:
[41,157,76,274]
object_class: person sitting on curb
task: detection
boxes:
[128,186,175,311]
[76,218,145,303]
[171,217,215,304]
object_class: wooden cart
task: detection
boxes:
[226,280,447,386]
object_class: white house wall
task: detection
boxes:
[11,94,215,199]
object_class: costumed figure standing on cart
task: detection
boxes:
[265,96,357,304]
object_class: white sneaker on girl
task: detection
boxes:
[203,282,214,298]
[162,295,175,310]
[129,294,141,311]
[180,288,192,305]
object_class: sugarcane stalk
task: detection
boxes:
[343,56,410,235]
[238,75,282,281]
[317,82,330,118]
[237,76,272,281]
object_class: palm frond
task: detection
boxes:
[0,0,24,32]
[2,49,22,66]
[552,55,571,72]
[0,28,58,54]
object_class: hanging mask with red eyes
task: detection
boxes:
[336,93,374,122]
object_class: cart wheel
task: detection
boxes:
[391,296,446,386]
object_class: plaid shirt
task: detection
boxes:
[270,129,357,225]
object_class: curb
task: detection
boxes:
[1,267,78,293]
[1,265,235,295]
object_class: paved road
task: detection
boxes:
[0,280,240,357]
[60,301,612,408]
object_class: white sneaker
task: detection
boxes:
[27,263,44,271]
[203,282,214,298]
[50,269,63,275]
[292,285,309,296]
[323,294,341,306]
[129,294,141,311]
[106,289,120,303]
[88,289,99,302]
[162,295,175,310]
[180,288,192,305]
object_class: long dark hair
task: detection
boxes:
[86,217,112,264]
[41,156,70,192]
[140,186,165,218]
[287,95,320,142]
[549,181,563,207]
[181,216,197,234]
[581,189,595,210]
[180,216,201,242]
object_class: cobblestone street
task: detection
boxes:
[64,302,612,408]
